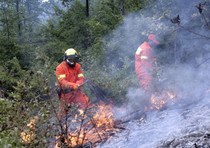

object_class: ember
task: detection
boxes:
[20,116,38,143]
[55,102,115,147]
[150,90,176,110]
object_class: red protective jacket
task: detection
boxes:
[56,61,90,117]
[135,41,155,91]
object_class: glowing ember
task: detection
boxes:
[150,90,176,110]
[20,116,38,143]
[55,102,115,147]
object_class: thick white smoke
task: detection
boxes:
[103,0,209,114]
[99,0,210,147]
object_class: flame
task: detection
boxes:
[20,116,38,143]
[55,102,115,147]
[150,90,176,110]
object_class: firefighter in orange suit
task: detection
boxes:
[135,34,160,92]
[56,48,91,117]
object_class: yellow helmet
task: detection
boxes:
[64,48,79,67]
[64,48,79,60]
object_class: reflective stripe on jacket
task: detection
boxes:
[135,41,155,90]
[56,61,90,118]
[56,61,85,90]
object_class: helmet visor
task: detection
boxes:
[66,57,77,67]
[67,57,77,62]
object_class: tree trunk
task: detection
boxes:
[16,0,21,37]
[3,0,10,40]
[120,0,124,15]
[86,0,89,17]
[26,0,32,32]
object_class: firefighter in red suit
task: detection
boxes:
[56,48,91,117]
[135,34,160,92]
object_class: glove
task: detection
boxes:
[74,84,79,90]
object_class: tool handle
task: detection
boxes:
[78,79,90,88]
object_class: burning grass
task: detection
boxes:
[19,101,116,147]
[150,89,177,110]
[55,101,115,147]
[20,116,38,143]
[20,88,180,147]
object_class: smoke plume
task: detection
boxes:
[100,0,210,147]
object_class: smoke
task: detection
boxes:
[95,1,210,148]
[95,0,210,148]
[102,0,209,114]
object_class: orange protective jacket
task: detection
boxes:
[56,61,84,90]
[56,61,90,114]
[135,42,155,91]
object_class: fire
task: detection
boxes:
[150,90,176,110]
[20,116,38,143]
[55,102,115,147]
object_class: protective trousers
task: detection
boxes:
[58,90,90,118]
